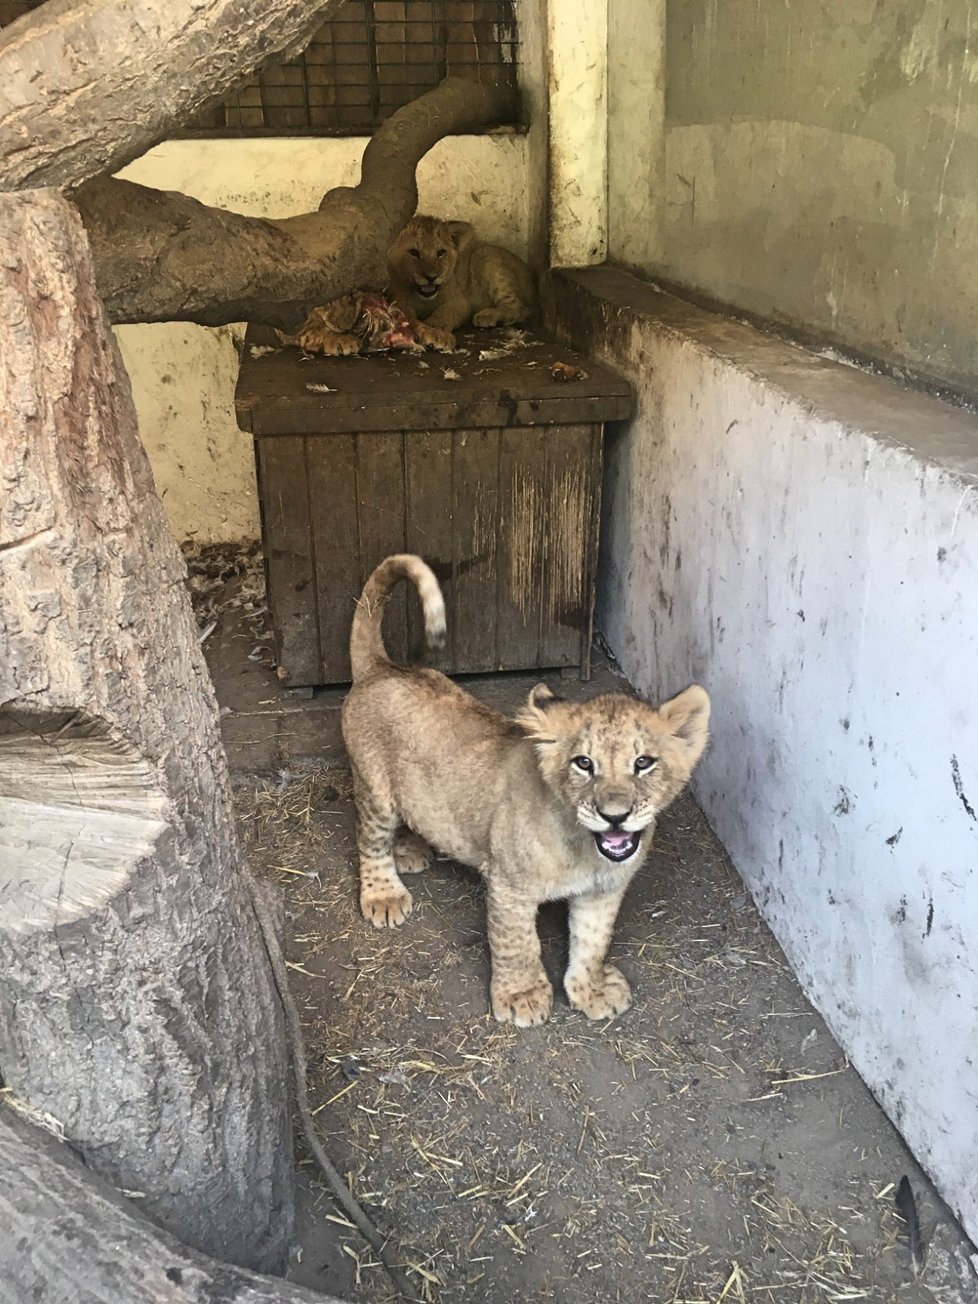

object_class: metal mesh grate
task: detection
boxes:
[1,1,519,135]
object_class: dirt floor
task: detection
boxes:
[190,544,977,1304]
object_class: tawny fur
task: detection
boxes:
[386,214,536,352]
[341,555,710,1027]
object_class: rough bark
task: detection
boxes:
[73,76,519,329]
[0,189,294,1273]
[0,0,345,191]
[0,1105,344,1304]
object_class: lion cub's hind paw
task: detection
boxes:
[565,964,632,1021]
[360,884,413,929]
[472,307,505,328]
[491,977,554,1027]
[393,830,433,875]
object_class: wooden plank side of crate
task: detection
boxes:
[255,436,320,685]
[354,431,409,668]
[307,433,360,683]
[578,423,606,679]
[451,427,500,674]
[496,426,547,670]
[404,429,454,673]
[538,423,598,671]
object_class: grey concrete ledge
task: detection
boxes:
[552,266,978,481]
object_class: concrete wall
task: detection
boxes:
[514,0,550,272]
[546,0,607,267]
[516,0,608,272]
[552,267,978,1243]
[607,0,665,275]
[607,0,978,394]
[114,133,529,542]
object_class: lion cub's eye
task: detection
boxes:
[436,248,447,259]
[634,755,658,774]
[571,755,594,774]
[408,247,421,258]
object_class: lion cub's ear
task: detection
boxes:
[657,684,711,764]
[515,682,563,742]
[445,220,474,249]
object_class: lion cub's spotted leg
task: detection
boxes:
[564,889,632,1020]
[393,828,432,875]
[486,877,553,1027]
[352,772,413,928]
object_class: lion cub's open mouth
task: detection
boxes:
[415,283,440,299]
[594,830,641,863]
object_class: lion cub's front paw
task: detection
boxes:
[360,884,413,929]
[491,976,553,1027]
[295,329,360,356]
[417,322,456,352]
[565,964,632,1021]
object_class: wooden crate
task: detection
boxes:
[234,330,633,686]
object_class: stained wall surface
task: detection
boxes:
[552,266,978,1245]
[609,0,978,394]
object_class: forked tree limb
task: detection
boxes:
[72,77,519,329]
[0,0,346,191]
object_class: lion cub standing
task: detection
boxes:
[341,556,711,1027]
[386,214,536,351]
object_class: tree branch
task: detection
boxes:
[73,77,519,329]
[0,0,345,191]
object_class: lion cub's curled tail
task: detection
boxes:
[350,554,446,682]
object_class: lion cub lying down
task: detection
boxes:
[386,214,536,352]
[341,556,711,1027]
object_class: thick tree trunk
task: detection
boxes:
[0,0,345,190]
[0,190,294,1273]
[73,76,518,329]
[0,1105,344,1304]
